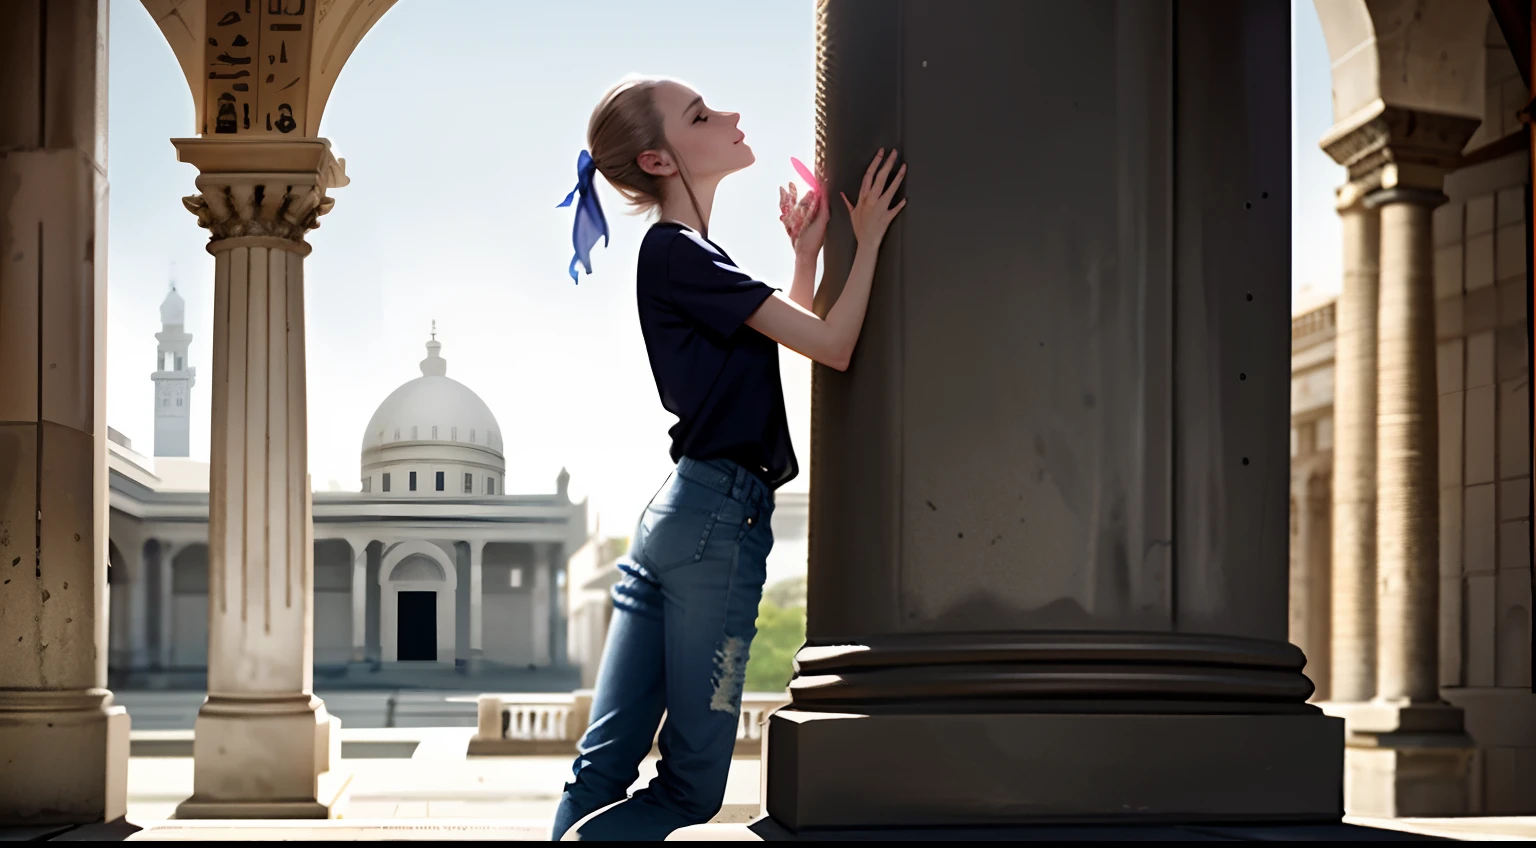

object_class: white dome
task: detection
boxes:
[160,286,185,325]
[361,337,503,457]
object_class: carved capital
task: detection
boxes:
[1319,102,1482,192]
[171,137,349,248]
[181,178,334,243]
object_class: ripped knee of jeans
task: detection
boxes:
[708,634,750,716]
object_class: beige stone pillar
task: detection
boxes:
[532,544,551,668]
[349,539,368,663]
[1368,188,1442,704]
[1290,472,1333,702]
[1327,186,1381,703]
[0,0,129,825]
[126,542,152,671]
[469,540,485,667]
[1319,104,1478,819]
[171,138,349,819]
[156,541,178,670]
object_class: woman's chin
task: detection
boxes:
[717,148,755,179]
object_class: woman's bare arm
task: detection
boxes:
[746,148,905,372]
[745,241,880,372]
[785,252,818,312]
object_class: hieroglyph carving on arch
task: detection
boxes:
[146,0,396,138]
[206,0,315,136]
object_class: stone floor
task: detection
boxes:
[5,725,1536,841]
[117,728,761,831]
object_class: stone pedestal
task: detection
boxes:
[1321,701,1474,818]
[0,0,130,826]
[672,1,1339,839]
[169,137,350,820]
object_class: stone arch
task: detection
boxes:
[378,540,456,588]
[378,540,456,663]
[141,0,398,137]
[171,543,209,594]
[1314,0,1490,124]
[390,555,446,583]
[168,543,210,669]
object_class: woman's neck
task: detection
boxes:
[658,175,721,235]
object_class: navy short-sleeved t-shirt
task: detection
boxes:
[636,222,798,489]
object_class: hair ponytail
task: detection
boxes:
[586,75,708,238]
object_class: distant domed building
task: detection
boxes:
[106,298,587,679]
[360,329,507,497]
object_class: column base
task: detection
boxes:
[761,708,1344,830]
[173,771,351,820]
[0,689,129,825]
[1320,701,1474,818]
[667,819,1442,841]
[175,694,349,820]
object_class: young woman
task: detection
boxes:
[551,74,906,841]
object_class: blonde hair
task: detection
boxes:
[587,74,709,236]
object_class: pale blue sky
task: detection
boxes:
[105,0,1340,532]
[1293,0,1347,311]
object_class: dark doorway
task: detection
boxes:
[398,591,437,661]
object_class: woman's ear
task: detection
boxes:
[637,150,673,177]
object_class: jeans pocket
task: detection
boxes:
[637,504,718,573]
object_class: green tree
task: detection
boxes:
[745,575,807,693]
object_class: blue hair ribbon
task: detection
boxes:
[556,149,609,284]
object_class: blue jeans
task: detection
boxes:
[551,457,776,841]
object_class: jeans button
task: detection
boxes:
[746,516,754,527]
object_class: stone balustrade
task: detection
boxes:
[468,691,791,758]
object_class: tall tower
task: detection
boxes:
[152,275,196,457]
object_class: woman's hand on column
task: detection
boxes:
[841,148,907,246]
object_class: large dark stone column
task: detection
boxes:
[756,0,1342,835]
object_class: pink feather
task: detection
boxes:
[791,157,820,193]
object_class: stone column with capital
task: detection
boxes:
[171,137,349,819]
[1290,473,1333,702]
[1370,185,1445,705]
[531,544,552,668]
[1321,182,1381,704]
[125,540,152,672]
[156,542,178,671]
[682,2,1350,838]
[0,0,129,825]
[469,540,485,671]
[551,551,568,667]
[349,539,369,664]
[1317,102,1479,818]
